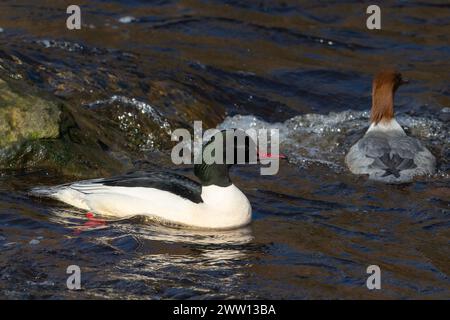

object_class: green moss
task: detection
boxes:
[0,77,124,177]
[0,138,126,178]
[0,78,61,148]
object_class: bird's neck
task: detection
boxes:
[370,85,395,124]
[194,163,231,187]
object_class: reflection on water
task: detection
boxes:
[0,0,449,299]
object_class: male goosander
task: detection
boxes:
[31,130,258,230]
[345,70,436,183]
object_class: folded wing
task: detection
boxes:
[346,134,435,182]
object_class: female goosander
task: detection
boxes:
[345,70,436,183]
[31,130,257,229]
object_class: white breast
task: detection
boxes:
[366,119,405,135]
[198,184,252,229]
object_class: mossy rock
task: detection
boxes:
[0,78,60,148]
[0,138,125,177]
[0,77,130,177]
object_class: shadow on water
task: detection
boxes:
[0,0,449,299]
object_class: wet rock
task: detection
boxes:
[84,95,172,152]
[0,66,227,178]
[0,77,127,177]
[0,78,60,148]
[0,103,129,177]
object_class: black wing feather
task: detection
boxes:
[100,170,203,203]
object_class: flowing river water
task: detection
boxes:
[0,0,449,299]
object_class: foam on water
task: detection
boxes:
[118,16,138,24]
[218,110,449,176]
[35,39,84,52]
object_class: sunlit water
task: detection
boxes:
[0,1,449,299]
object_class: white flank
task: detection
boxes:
[44,183,251,230]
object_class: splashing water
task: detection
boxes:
[219,111,450,177]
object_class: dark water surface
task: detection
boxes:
[0,1,449,299]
